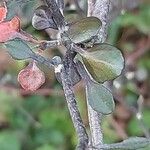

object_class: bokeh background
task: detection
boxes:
[0,0,150,150]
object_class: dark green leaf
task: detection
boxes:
[66,17,102,43]
[4,39,35,60]
[80,43,124,83]
[32,5,58,30]
[86,81,115,114]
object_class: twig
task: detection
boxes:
[87,0,111,148]
[45,0,65,29]
[87,0,95,16]
[87,106,103,147]
[76,61,103,148]
[74,0,85,16]
[54,53,89,149]
[89,0,111,42]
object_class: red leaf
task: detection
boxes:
[0,16,20,42]
[0,4,38,43]
[18,61,45,91]
[0,6,7,22]
[10,16,20,31]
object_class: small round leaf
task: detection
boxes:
[4,39,35,60]
[18,61,45,91]
[80,43,124,83]
[86,81,115,114]
[66,17,102,43]
[32,5,58,30]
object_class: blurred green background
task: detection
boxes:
[0,0,150,150]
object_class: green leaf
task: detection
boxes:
[102,137,150,149]
[66,17,102,43]
[80,43,124,83]
[36,144,55,150]
[0,131,21,150]
[127,109,150,136]
[4,39,35,60]
[86,81,115,114]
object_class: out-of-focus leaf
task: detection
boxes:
[39,109,73,135]
[108,17,122,44]
[118,5,150,34]
[127,109,150,136]
[0,131,21,150]
[102,118,119,144]
[32,5,58,30]
[108,0,141,23]
[86,81,115,114]
[66,17,102,43]
[33,128,64,146]
[4,39,35,60]
[36,144,55,150]
[79,43,124,83]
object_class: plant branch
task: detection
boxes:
[88,0,111,42]
[74,0,85,16]
[53,54,89,149]
[76,61,103,148]
[45,0,65,29]
[37,40,61,50]
[87,0,111,148]
[93,137,150,150]
[31,53,54,68]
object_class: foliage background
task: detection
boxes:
[0,0,150,149]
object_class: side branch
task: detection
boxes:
[87,0,111,148]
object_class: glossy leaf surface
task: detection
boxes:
[80,43,124,83]
[66,17,102,43]
[86,81,115,114]
[4,39,35,60]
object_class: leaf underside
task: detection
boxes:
[4,39,35,60]
[86,81,115,114]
